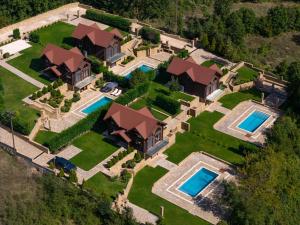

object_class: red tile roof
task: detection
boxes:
[167,57,221,85]
[42,44,85,73]
[72,23,122,48]
[104,103,161,139]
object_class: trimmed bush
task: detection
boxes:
[29,32,40,43]
[46,105,110,152]
[0,111,32,135]
[13,28,20,39]
[169,80,181,92]
[139,27,160,44]
[154,94,180,115]
[115,82,150,105]
[85,9,131,32]
[103,70,129,88]
[72,92,80,102]
[3,53,10,59]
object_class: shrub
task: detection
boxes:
[95,78,105,88]
[103,70,129,88]
[68,169,78,183]
[13,28,20,39]
[134,151,143,163]
[139,27,160,44]
[29,32,40,43]
[169,80,181,92]
[61,99,72,112]
[88,56,105,74]
[3,53,10,59]
[85,9,131,32]
[46,105,110,152]
[47,84,53,92]
[72,92,80,102]
[129,69,149,88]
[154,94,180,115]
[121,55,134,65]
[42,86,48,94]
[58,168,65,177]
[120,170,132,183]
[177,49,189,59]
[115,82,150,105]
[36,91,42,98]
[30,92,37,100]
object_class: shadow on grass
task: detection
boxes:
[292,34,300,46]
[29,58,54,83]
[62,37,76,48]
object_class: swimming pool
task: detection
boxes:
[238,110,270,133]
[125,64,154,79]
[179,168,218,197]
[81,97,112,115]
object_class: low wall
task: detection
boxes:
[229,81,255,92]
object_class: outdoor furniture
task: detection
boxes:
[110,88,118,95]
[114,89,122,97]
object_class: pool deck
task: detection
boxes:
[152,152,235,225]
[214,101,280,145]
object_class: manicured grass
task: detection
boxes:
[165,111,252,165]
[130,98,169,121]
[219,88,262,109]
[0,66,39,132]
[201,60,223,68]
[128,166,210,225]
[70,130,119,170]
[234,66,259,85]
[34,130,57,145]
[8,22,75,84]
[85,172,126,199]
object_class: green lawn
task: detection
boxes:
[0,66,39,132]
[219,88,262,109]
[234,66,259,85]
[85,172,126,199]
[8,22,75,84]
[128,166,210,225]
[34,130,57,145]
[201,60,223,68]
[70,130,119,170]
[165,111,253,165]
[129,81,193,117]
[130,98,169,121]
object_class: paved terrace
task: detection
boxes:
[152,152,235,225]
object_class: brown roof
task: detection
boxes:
[42,44,85,72]
[72,23,122,48]
[167,57,221,85]
[104,103,161,139]
[209,64,223,75]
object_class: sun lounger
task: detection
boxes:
[110,88,118,95]
[114,89,122,97]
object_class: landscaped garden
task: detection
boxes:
[0,66,40,134]
[201,60,223,68]
[165,111,255,165]
[234,66,259,85]
[85,172,126,199]
[219,88,262,109]
[70,130,119,170]
[128,166,210,225]
[8,22,75,84]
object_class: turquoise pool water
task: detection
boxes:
[238,110,270,133]
[82,97,112,115]
[179,168,218,197]
[125,64,154,79]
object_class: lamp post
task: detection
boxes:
[6,111,16,152]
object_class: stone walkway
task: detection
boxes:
[56,145,82,160]
[0,126,43,159]
[207,102,231,115]
[126,202,158,225]
[0,60,45,88]
[150,154,177,171]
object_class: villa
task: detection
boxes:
[42,44,92,90]
[72,23,124,67]
[104,103,166,154]
[167,57,222,101]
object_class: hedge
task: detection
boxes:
[103,70,129,88]
[154,94,180,115]
[115,82,150,105]
[45,105,110,152]
[0,111,33,135]
[139,27,160,44]
[85,9,131,32]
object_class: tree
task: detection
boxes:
[201,33,209,48]
[68,169,78,183]
[57,168,65,178]
[129,69,149,88]
[209,37,216,52]
[226,12,246,44]
[238,8,256,34]
[213,0,233,19]
[29,33,40,43]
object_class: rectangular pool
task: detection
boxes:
[238,110,270,133]
[81,97,112,115]
[125,64,154,79]
[179,168,218,197]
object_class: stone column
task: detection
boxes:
[261,92,265,104]
[77,10,80,18]
[160,206,164,218]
